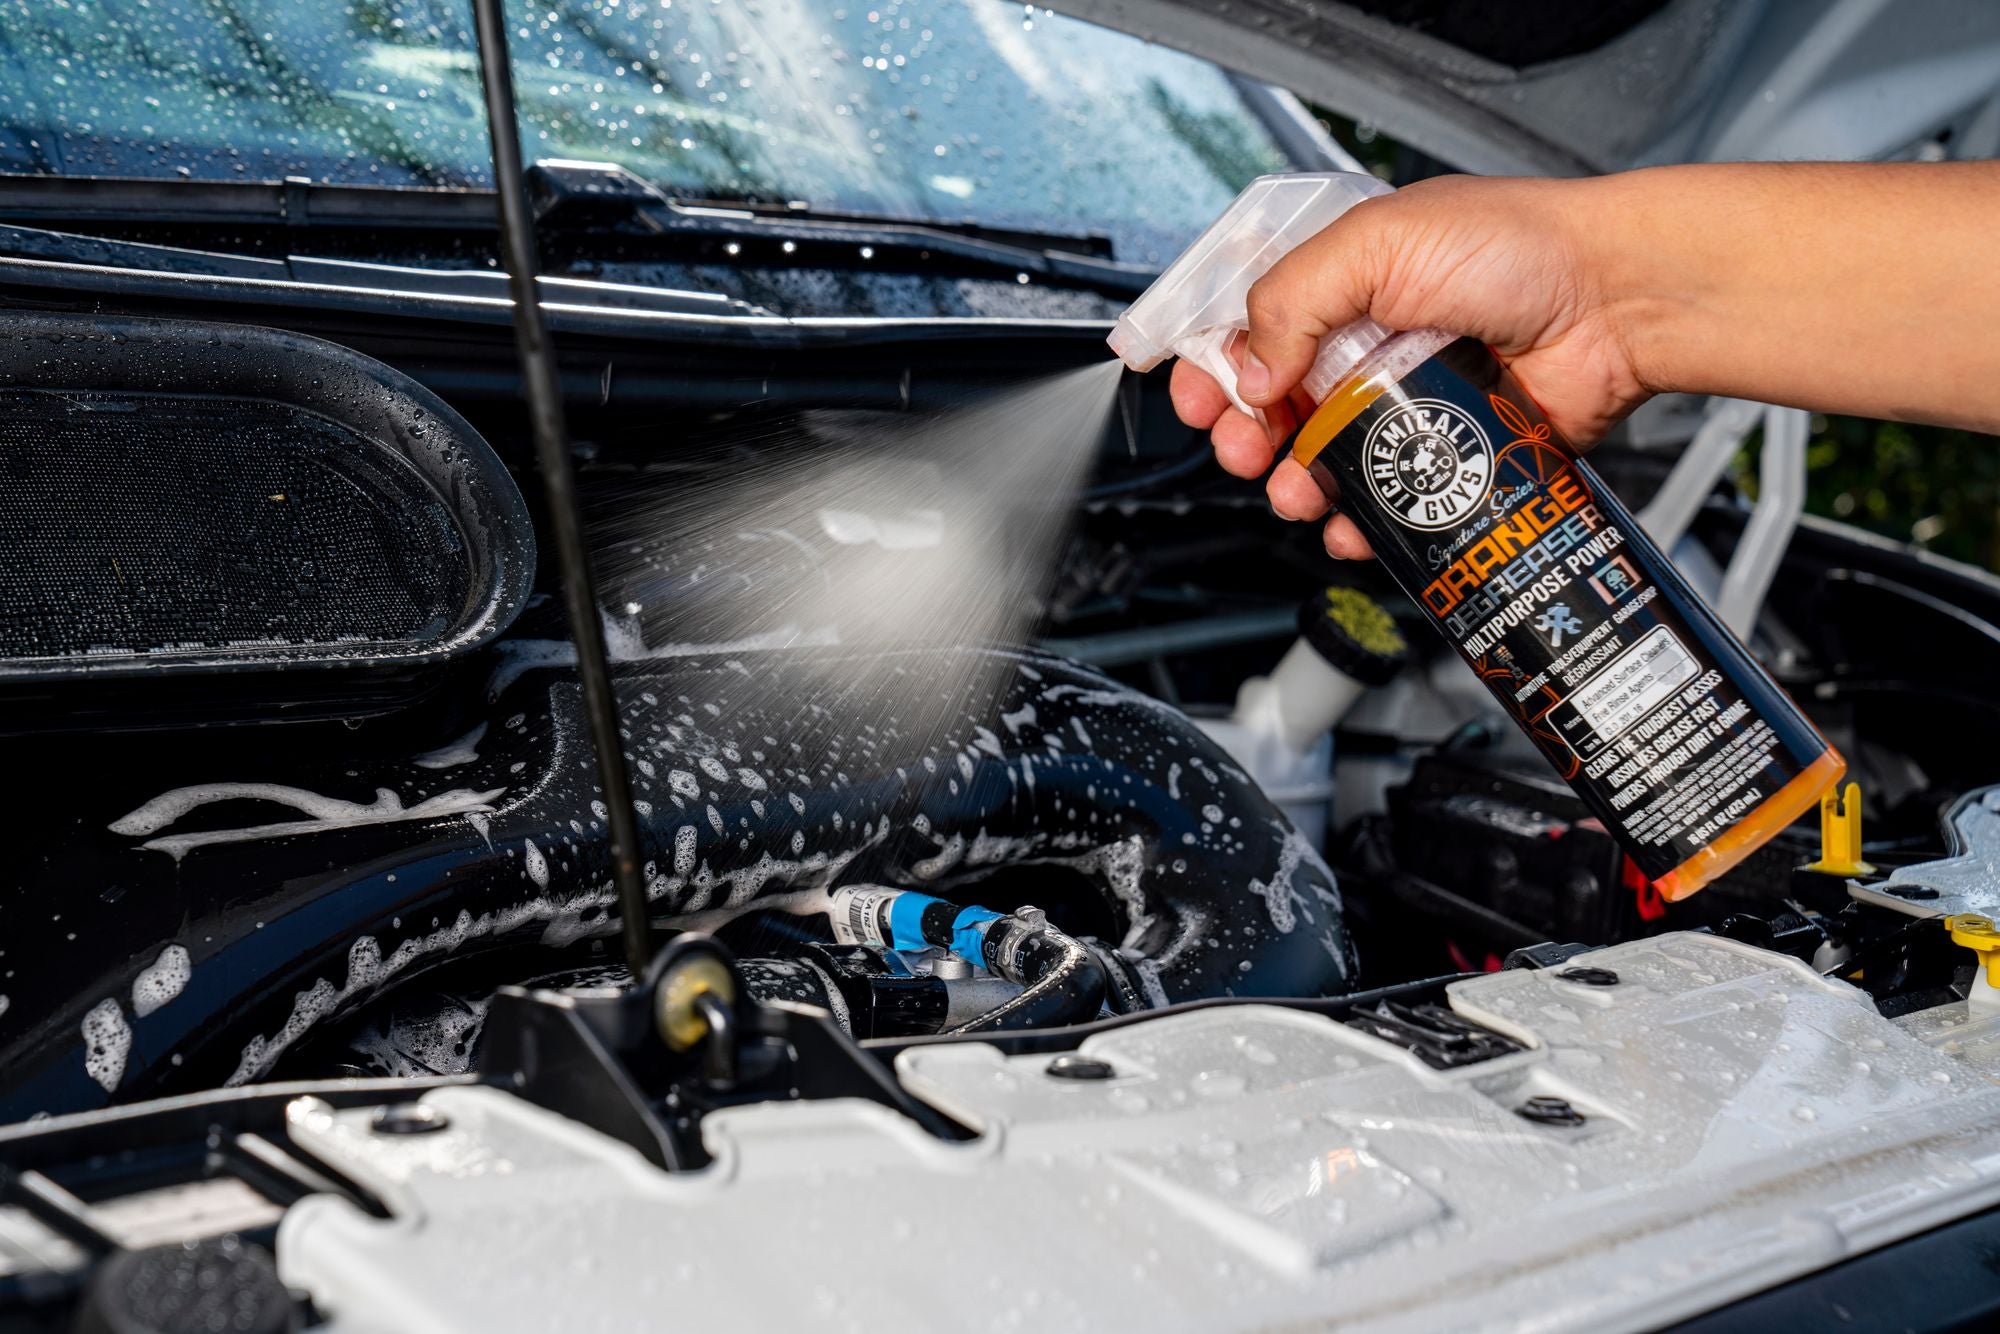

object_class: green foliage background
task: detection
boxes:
[1739,416,2000,571]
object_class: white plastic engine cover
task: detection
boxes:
[278,931,2000,1333]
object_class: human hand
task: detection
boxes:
[1168,174,1648,558]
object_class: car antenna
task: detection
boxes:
[471,0,654,977]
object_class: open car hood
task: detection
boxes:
[1045,0,2000,173]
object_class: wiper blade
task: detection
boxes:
[0,218,282,279]
[676,192,1115,260]
[0,218,752,317]
[0,171,493,230]
[530,160,1159,295]
[0,163,1159,296]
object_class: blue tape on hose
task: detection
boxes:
[886,891,937,953]
[951,905,1004,966]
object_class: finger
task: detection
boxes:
[1211,408,1276,479]
[1168,358,1228,429]
[1261,397,1300,445]
[1322,513,1376,561]
[1267,457,1331,522]
[1241,200,1388,406]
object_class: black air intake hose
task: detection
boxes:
[0,648,1355,1119]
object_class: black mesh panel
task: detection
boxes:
[0,391,473,661]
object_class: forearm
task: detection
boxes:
[1587,161,2000,432]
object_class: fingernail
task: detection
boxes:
[1238,352,1271,403]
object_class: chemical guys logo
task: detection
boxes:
[1362,398,1493,531]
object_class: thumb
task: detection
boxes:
[1241,205,1384,407]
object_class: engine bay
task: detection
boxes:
[6,309,2000,1328]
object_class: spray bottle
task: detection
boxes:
[1109,173,1843,901]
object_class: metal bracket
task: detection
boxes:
[1636,396,1808,636]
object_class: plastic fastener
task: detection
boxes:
[1806,781,1876,877]
[1946,914,2000,988]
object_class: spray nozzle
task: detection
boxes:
[1108,171,1397,421]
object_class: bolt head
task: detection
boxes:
[1045,1052,1116,1081]
[1517,1095,1586,1127]
[1555,966,1619,987]
[370,1102,450,1135]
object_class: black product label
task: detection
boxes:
[1298,342,1831,881]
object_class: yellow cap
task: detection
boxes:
[1805,782,1874,877]
[1946,914,2000,989]
[654,952,736,1052]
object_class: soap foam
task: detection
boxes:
[109,783,507,860]
[132,944,192,1018]
[81,999,131,1092]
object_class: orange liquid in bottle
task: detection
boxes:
[1288,337,1841,900]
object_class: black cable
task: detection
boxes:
[946,916,1106,1033]
[471,0,652,976]
[1083,446,1213,501]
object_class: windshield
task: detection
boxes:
[0,0,1293,265]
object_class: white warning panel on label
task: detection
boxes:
[1561,625,1698,746]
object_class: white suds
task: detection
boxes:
[1132,958,1172,1009]
[523,838,550,888]
[1246,821,1315,934]
[1000,703,1038,735]
[817,505,945,550]
[912,833,966,879]
[411,722,488,770]
[81,999,131,1092]
[110,783,506,860]
[132,944,191,1018]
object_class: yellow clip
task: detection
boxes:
[1946,914,2000,989]
[1805,781,1874,876]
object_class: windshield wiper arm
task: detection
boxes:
[0,163,1161,296]
[670,193,1114,260]
[529,160,1160,295]
[0,216,755,317]
[0,171,496,231]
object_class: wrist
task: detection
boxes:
[1571,167,1706,399]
